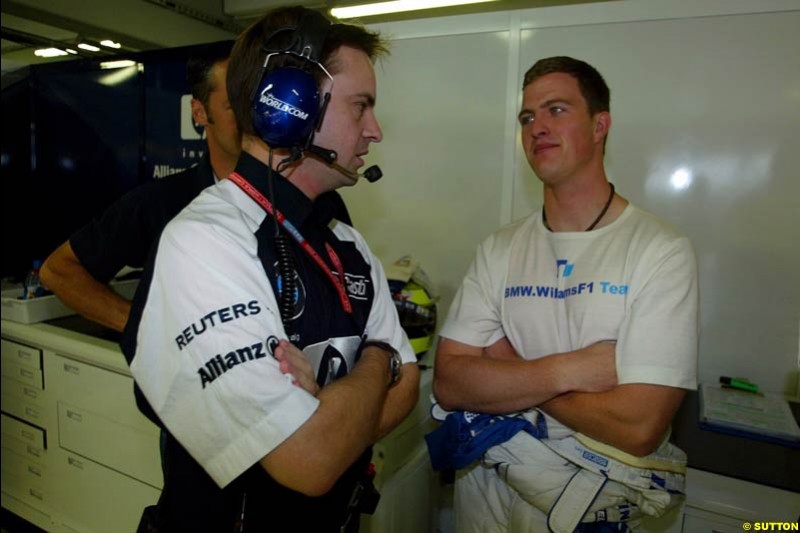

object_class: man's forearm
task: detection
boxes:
[541,384,686,456]
[260,351,390,496]
[40,242,131,332]
[435,348,571,414]
[434,337,616,414]
[275,341,420,443]
[373,362,420,442]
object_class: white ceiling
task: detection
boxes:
[1,0,601,75]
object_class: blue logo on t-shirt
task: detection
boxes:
[557,259,574,278]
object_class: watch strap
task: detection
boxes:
[359,340,402,387]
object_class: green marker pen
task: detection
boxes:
[719,376,758,393]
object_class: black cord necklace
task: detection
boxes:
[543,182,615,232]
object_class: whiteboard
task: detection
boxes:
[345,1,800,393]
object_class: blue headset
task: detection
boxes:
[252,10,333,149]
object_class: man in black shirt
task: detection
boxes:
[40,41,239,332]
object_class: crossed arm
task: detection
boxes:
[433,336,684,457]
[266,341,420,496]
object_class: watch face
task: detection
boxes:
[360,340,401,386]
[389,351,402,386]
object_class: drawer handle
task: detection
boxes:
[23,387,38,399]
[28,465,42,477]
[66,410,83,422]
[17,350,33,361]
[25,407,40,418]
[19,368,34,379]
[26,445,41,458]
[21,429,34,441]
[63,363,80,375]
[29,488,44,500]
[68,457,84,469]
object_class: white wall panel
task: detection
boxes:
[341,31,510,312]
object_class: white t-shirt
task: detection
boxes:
[130,178,415,488]
[441,204,698,433]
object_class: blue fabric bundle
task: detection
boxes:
[425,410,548,471]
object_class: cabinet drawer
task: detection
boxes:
[1,339,42,370]
[1,413,46,450]
[1,452,49,510]
[58,402,162,488]
[53,449,160,533]
[48,354,152,429]
[1,375,45,405]
[0,357,44,389]
[1,392,44,424]
[1,445,46,489]
[0,491,54,533]
[1,430,46,462]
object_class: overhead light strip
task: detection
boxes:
[100,59,137,70]
[77,43,101,52]
[34,48,69,58]
[331,0,499,19]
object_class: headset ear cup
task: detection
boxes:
[252,66,321,148]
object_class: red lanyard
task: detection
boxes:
[228,172,352,314]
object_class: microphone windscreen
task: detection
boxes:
[364,166,383,183]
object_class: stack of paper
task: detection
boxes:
[699,383,800,444]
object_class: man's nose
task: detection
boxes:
[364,110,383,143]
[531,116,549,137]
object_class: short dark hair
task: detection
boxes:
[227,6,389,137]
[186,40,234,108]
[523,56,610,116]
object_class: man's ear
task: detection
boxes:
[593,111,611,143]
[191,98,209,127]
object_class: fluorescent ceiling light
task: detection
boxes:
[331,0,498,19]
[98,65,138,87]
[34,48,68,58]
[100,59,136,70]
[100,40,122,49]
[78,43,101,52]
[66,48,78,54]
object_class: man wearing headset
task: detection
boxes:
[433,57,698,531]
[122,7,419,532]
[40,41,352,335]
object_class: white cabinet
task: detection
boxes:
[2,319,437,533]
[635,468,800,532]
[47,353,162,488]
[49,448,160,533]
[1,321,162,532]
[1,337,52,530]
[681,468,800,525]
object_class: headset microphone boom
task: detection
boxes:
[305,143,383,183]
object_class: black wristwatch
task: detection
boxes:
[359,340,402,387]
